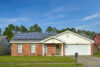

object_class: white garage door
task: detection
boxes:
[65,44,91,55]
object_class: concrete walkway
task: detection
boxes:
[70,56,100,67]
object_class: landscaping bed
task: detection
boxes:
[94,53,100,57]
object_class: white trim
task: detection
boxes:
[55,30,93,42]
[42,43,45,56]
[31,44,36,53]
[44,44,47,54]
[61,43,64,56]
[18,44,22,53]
[41,37,64,43]
[41,30,93,43]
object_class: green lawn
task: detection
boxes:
[0,56,74,63]
[0,64,82,67]
[94,53,100,57]
[0,56,82,67]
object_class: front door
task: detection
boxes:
[56,45,60,55]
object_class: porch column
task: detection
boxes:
[42,43,45,56]
[61,43,64,56]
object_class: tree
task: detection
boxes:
[20,25,28,33]
[3,27,14,40]
[90,32,95,38]
[46,26,53,33]
[15,26,20,34]
[29,24,42,33]
[77,29,82,33]
[69,28,76,33]
[37,27,42,32]
[8,24,15,30]
[0,28,2,36]
[59,28,67,33]
[57,28,76,33]
[2,24,15,39]
[52,27,60,33]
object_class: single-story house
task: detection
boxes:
[0,36,10,55]
[10,31,94,56]
[93,33,100,53]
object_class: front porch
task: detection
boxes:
[42,37,64,56]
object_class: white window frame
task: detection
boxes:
[44,44,47,53]
[18,44,22,53]
[31,44,36,53]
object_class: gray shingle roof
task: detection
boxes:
[13,33,56,40]
[0,36,7,41]
[0,36,9,45]
[77,33,92,40]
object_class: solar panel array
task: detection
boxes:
[13,33,56,40]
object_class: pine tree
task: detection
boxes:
[46,26,53,33]
[3,27,14,40]
[29,24,42,33]
[15,26,20,34]
[20,25,28,33]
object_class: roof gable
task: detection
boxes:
[42,37,63,43]
[42,30,93,44]
[55,30,93,42]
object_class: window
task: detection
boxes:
[44,44,47,53]
[18,44,22,53]
[31,44,36,53]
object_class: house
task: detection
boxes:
[10,31,94,56]
[93,34,100,53]
[93,34,100,45]
[0,36,10,55]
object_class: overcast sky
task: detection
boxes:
[0,0,100,33]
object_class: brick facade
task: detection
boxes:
[91,43,94,55]
[46,44,56,56]
[11,44,18,56]
[11,43,42,56]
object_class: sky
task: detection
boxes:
[0,0,100,33]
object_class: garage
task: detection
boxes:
[65,44,91,55]
[42,30,93,56]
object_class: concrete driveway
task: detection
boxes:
[70,56,100,67]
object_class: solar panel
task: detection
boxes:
[13,33,56,40]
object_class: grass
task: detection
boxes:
[0,56,82,67]
[94,53,100,57]
[0,56,74,63]
[0,64,82,67]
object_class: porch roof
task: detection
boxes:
[41,37,64,43]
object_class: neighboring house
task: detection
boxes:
[93,34,100,53]
[10,31,94,56]
[0,36,10,55]
[93,34,100,44]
